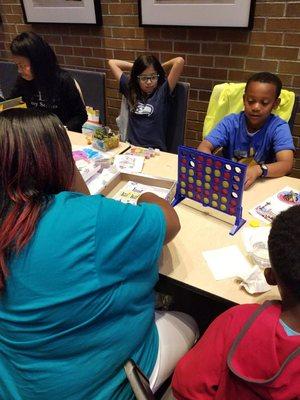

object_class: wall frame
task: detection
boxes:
[138,0,256,29]
[20,0,102,25]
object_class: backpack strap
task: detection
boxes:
[227,300,300,384]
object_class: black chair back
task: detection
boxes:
[65,68,106,124]
[288,95,299,131]
[166,81,190,154]
[0,61,18,98]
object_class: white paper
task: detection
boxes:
[203,245,253,280]
[238,265,271,294]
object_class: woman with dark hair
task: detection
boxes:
[9,31,87,132]
[109,55,184,150]
[0,108,197,399]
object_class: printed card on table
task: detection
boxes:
[113,154,145,173]
[113,181,170,205]
[249,186,300,224]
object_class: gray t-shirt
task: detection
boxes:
[120,73,171,150]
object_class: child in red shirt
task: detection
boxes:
[172,205,300,400]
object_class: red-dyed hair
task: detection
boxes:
[0,108,75,292]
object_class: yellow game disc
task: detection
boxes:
[249,219,260,227]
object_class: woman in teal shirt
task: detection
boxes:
[0,109,197,399]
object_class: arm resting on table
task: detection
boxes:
[137,192,180,244]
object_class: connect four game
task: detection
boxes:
[172,146,247,235]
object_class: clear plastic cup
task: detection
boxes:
[251,240,270,269]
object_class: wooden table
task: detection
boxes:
[139,151,299,305]
[68,134,299,307]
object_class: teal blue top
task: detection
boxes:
[0,192,166,400]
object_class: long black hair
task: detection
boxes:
[128,55,165,111]
[0,108,74,292]
[10,31,60,88]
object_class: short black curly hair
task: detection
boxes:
[268,205,300,298]
[245,72,282,99]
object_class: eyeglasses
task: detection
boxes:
[138,74,159,83]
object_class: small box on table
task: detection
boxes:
[100,172,176,205]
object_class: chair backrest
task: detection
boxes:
[288,95,299,132]
[73,78,85,104]
[203,82,297,138]
[65,68,106,124]
[0,61,18,98]
[116,95,129,142]
[124,359,156,400]
[166,81,190,154]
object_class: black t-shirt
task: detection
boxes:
[10,69,87,132]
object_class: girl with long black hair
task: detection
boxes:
[10,31,87,132]
[109,55,184,150]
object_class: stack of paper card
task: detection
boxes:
[86,167,118,195]
[113,154,145,173]
[72,145,110,182]
[113,181,170,205]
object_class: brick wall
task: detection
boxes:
[0,0,300,176]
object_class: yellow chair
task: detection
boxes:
[202,82,297,139]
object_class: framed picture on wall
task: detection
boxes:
[20,0,102,25]
[138,0,256,29]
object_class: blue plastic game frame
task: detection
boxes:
[172,146,247,235]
